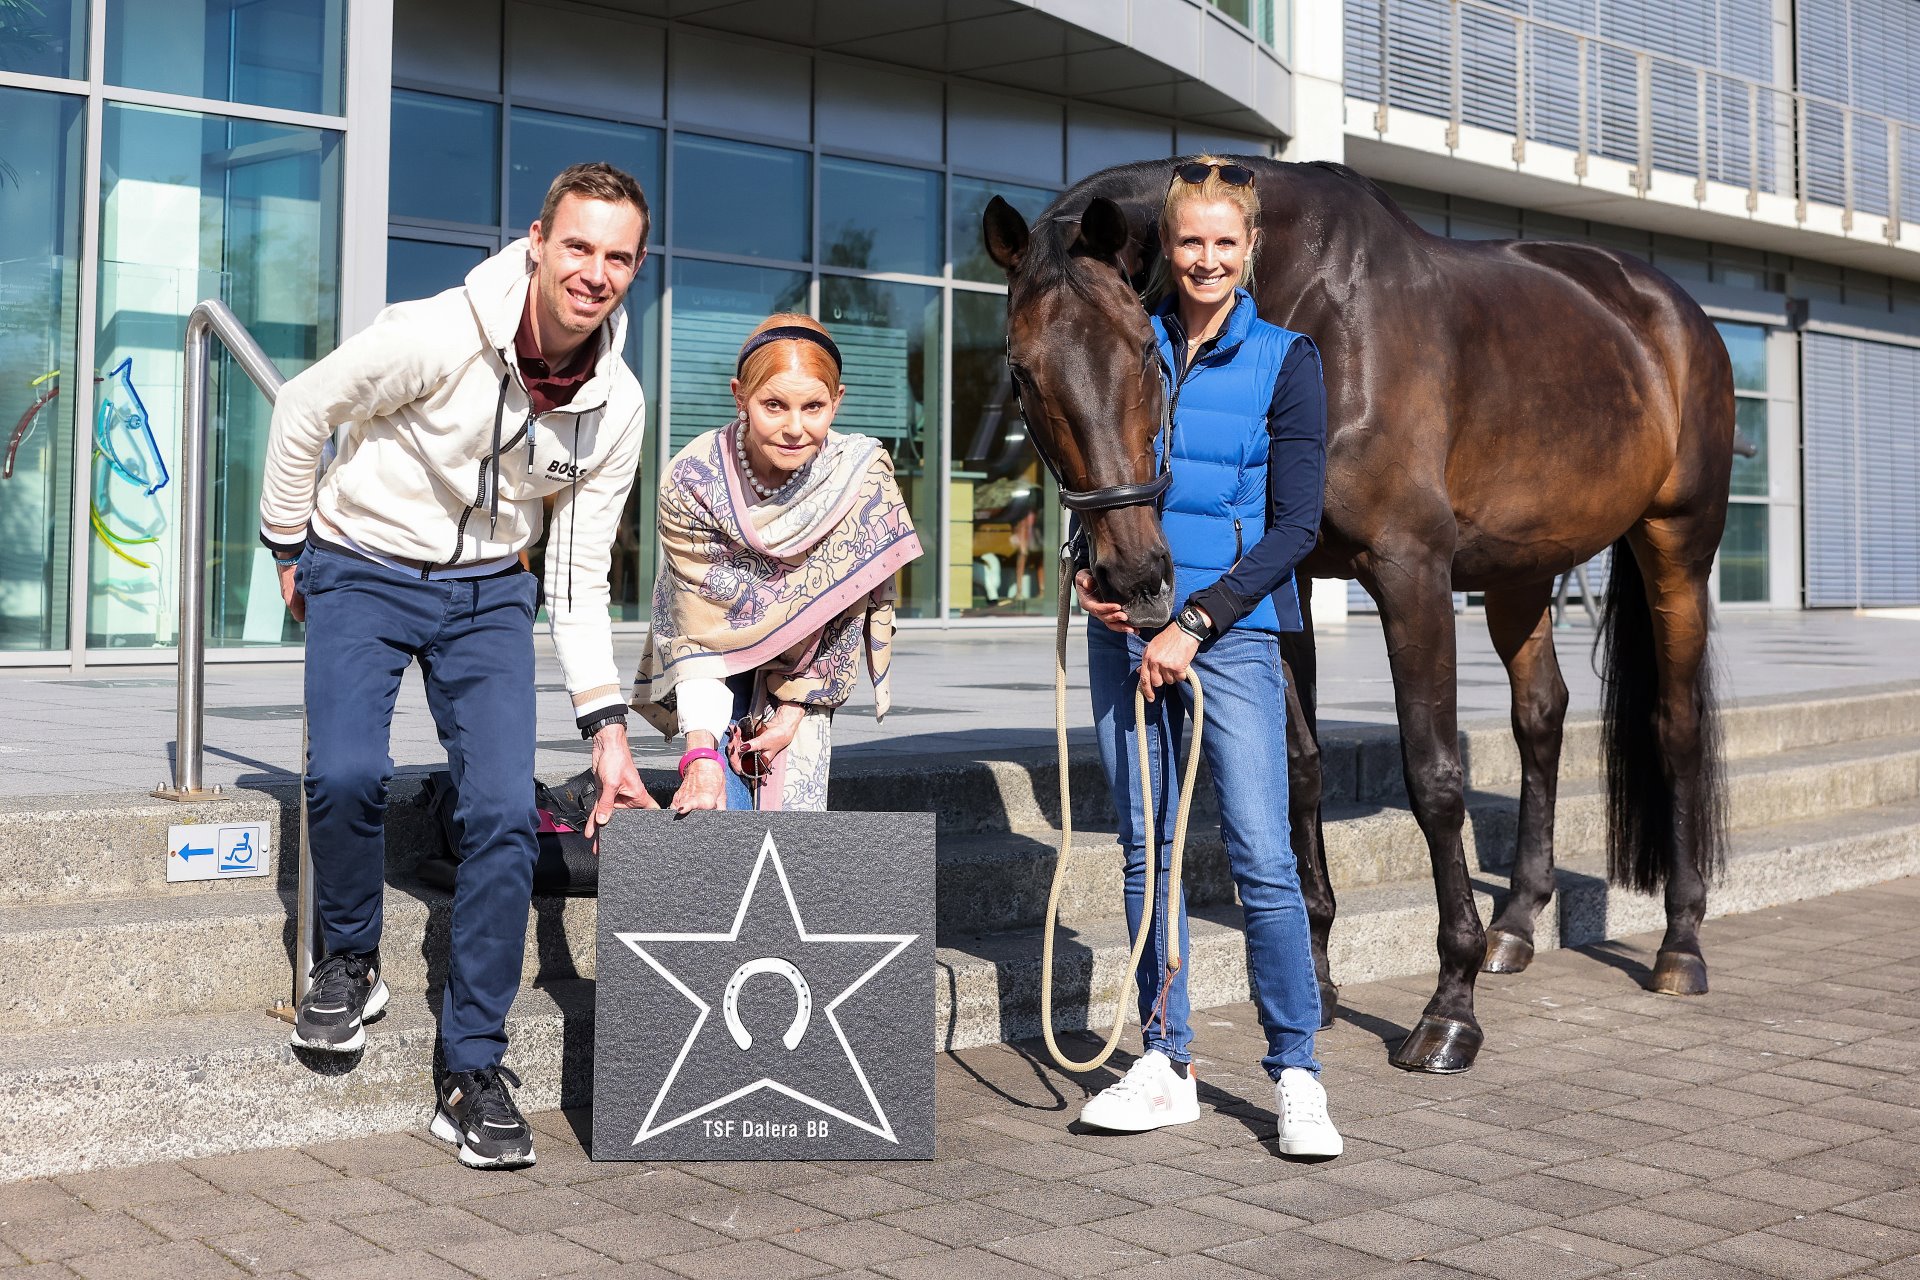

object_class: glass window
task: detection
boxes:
[667,258,808,453]
[820,277,940,618]
[1730,396,1768,498]
[819,156,941,277]
[0,87,84,652]
[390,91,499,228]
[1715,321,1766,393]
[950,176,1053,284]
[106,0,344,115]
[0,0,86,79]
[673,134,809,263]
[1718,502,1767,603]
[93,103,342,650]
[387,237,487,305]
[952,290,1058,618]
[508,108,662,236]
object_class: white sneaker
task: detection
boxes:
[1275,1068,1343,1157]
[1078,1051,1200,1132]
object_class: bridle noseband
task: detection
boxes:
[1005,340,1174,514]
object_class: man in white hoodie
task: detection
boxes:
[259,162,655,1169]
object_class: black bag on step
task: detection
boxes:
[416,768,602,897]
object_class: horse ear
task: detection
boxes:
[1075,197,1131,263]
[982,196,1030,273]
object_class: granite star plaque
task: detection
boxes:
[591,810,935,1161]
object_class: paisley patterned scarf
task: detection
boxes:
[631,423,923,809]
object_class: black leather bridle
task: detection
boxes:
[1006,343,1174,514]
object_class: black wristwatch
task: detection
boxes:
[579,710,627,741]
[1173,604,1212,644]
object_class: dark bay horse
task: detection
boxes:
[984,158,1733,1073]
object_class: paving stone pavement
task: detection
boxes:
[7,879,1920,1280]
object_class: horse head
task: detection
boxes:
[983,193,1175,629]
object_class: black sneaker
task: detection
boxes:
[290,950,388,1052]
[431,1064,536,1169]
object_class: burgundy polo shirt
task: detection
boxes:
[514,294,599,415]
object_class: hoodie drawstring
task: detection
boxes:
[487,372,508,535]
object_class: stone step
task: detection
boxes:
[11,681,1920,906]
[8,795,1919,1181]
[854,724,1920,934]
[12,724,1919,1034]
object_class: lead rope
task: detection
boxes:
[1040,545,1205,1074]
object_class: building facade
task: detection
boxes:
[0,0,1913,669]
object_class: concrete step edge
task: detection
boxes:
[5,799,1919,1180]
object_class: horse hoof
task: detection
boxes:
[1482,930,1535,974]
[1388,1015,1483,1074]
[1318,982,1340,1030]
[1649,951,1709,996]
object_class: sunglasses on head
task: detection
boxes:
[1172,162,1255,189]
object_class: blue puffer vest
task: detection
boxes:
[1152,289,1308,634]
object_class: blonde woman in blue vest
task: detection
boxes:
[1074,157,1340,1157]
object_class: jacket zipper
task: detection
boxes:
[1232,518,1243,566]
[431,382,535,577]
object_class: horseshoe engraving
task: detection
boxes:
[723,957,812,1051]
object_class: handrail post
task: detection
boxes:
[1447,0,1462,150]
[1511,14,1526,164]
[1842,109,1855,230]
[1890,121,1903,244]
[1695,67,1709,202]
[1631,50,1652,195]
[1374,0,1390,133]
[1747,81,1760,212]
[1575,35,1588,178]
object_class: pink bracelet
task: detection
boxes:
[678,747,724,776]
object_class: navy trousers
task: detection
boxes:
[297,546,540,1073]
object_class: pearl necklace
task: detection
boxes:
[734,421,808,502]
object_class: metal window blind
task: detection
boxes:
[1803,331,1920,608]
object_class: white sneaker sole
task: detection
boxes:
[288,979,389,1053]
[1078,1098,1202,1133]
[429,1109,536,1170]
[1278,1130,1343,1158]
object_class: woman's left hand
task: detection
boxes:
[1136,627,1200,703]
[730,702,806,774]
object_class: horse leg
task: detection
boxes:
[1366,554,1485,1073]
[1281,603,1338,1027]
[1481,580,1568,974]
[1615,525,1726,996]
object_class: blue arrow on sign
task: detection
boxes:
[175,844,213,862]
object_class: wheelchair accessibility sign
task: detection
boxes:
[167,822,270,883]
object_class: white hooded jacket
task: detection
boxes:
[258,239,646,727]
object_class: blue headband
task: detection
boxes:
[735,325,842,377]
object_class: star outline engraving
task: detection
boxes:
[614,830,918,1146]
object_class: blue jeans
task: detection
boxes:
[298,546,539,1074]
[1088,619,1321,1078]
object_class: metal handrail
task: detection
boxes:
[153,300,321,1009]
[155,299,286,801]
[1364,0,1915,242]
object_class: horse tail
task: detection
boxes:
[1598,535,1727,894]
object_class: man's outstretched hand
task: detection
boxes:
[587,722,657,837]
